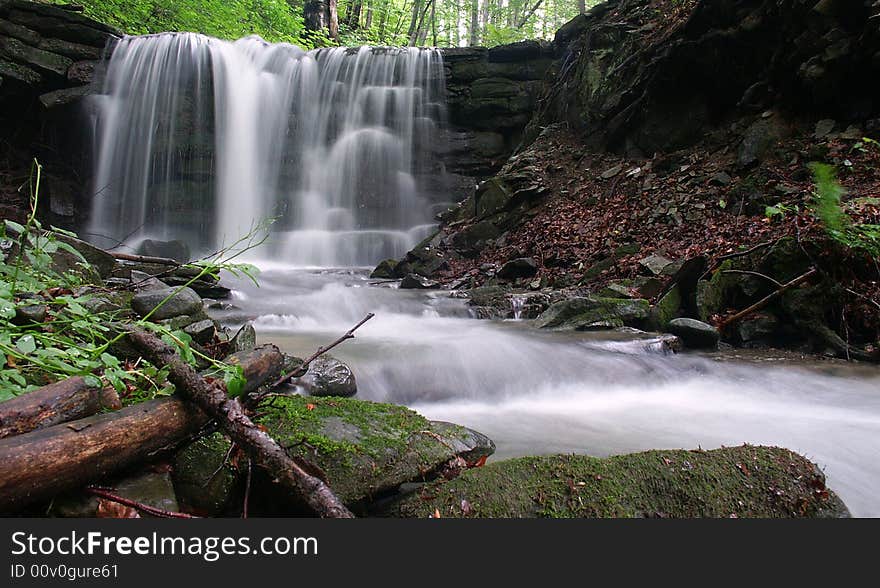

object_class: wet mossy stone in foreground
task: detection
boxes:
[254,396,495,506]
[382,446,850,518]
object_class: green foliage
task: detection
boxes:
[764,202,798,221]
[0,160,270,402]
[809,163,880,257]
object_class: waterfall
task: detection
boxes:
[87,34,447,266]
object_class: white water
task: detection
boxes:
[87,34,446,265]
[215,268,880,517]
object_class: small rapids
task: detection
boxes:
[217,267,880,517]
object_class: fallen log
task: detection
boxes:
[0,377,121,439]
[718,268,817,330]
[0,398,209,512]
[128,329,354,518]
[110,251,180,266]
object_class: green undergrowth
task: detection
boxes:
[386,446,849,518]
[0,160,266,402]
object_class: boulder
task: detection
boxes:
[229,322,257,353]
[370,258,399,279]
[183,319,216,344]
[50,233,116,279]
[254,395,495,506]
[0,36,72,76]
[131,286,202,321]
[738,312,780,344]
[172,433,241,516]
[666,318,720,349]
[639,254,675,276]
[534,296,650,330]
[13,304,46,325]
[136,239,191,263]
[382,446,850,518]
[297,355,357,398]
[400,273,439,289]
[497,257,538,280]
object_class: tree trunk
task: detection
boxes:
[579,0,587,14]
[469,0,479,45]
[0,377,120,439]
[304,0,340,41]
[407,0,424,45]
[0,397,209,512]
[128,329,354,518]
[345,0,363,29]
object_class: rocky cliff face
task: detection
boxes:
[0,0,120,226]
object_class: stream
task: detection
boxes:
[214,266,880,517]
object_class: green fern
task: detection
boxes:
[809,163,880,257]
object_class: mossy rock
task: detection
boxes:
[255,396,495,506]
[172,432,242,516]
[534,296,650,330]
[648,285,682,330]
[382,446,850,518]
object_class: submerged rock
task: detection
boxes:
[666,317,720,349]
[382,446,850,518]
[254,395,495,506]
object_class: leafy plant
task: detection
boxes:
[809,162,880,257]
[764,202,798,221]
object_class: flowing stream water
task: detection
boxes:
[85,34,880,517]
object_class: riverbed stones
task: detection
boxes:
[400,273,440,289]
[666,317,720,349]
[254,395,496,507]
[131,286,202,321]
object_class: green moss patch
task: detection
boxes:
[383,445,849,518]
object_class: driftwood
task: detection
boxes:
[0,377,121,439]
[111,251,180,266]
[128,329,354,518]
[718,268,817,329]
[0,398,209,512]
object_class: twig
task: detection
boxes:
[86,486,198,519]
[845,288,880,312]
[271,313,375,389]
[242,459,252,519]
[204,442,237,487]
[111,252,180,266]
[718,268,817,329]
[700,240,776,281]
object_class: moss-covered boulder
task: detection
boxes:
[382,446,850,518]
[255,396,495,506]
[534,296,650,330]
[172,432,242,516]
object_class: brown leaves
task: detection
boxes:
[96,499,141,518]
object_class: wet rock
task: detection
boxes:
[0,36,72,76]
[534,296,650,330]
[132,286,202,321]
[13,304,46,325]
[223,344,285,394]
[497,257,538,280]
[650,286,682,330]
[184,319,216,344]
[450,221,501,256]
[638,254,675,276]
[230,322,257,353]
[299,355,357,398]
[370,258,399,279]
[400,273,440,289]
[382,446,850,518]
[599,281,636,299]
[38,84,91,108]
[738,312,780,344]
[50,233,116,279]
[54,471,180,517]
[666,318,720,349]
[172,432,241,516]
[66,60,94,84]
[255,395,495,507]
[136,239,191,263]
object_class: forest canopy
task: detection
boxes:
[74,0,597,48]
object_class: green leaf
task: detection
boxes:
[16,334,36,354]
[223,365,246,398]
[4,220,25,235]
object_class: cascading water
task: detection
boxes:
[87,34,447,266]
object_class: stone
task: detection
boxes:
[0,57,41,84]
[230,322,257,353]
[370,258,398,279]
[738,312,780,343]
[136,239,191,263]
[601,164,623,179]
[254,395,495,506]
[52,471,179,517]
[172,432,241,516]
[39,84,91,108]
[131,286,203,321]
[534,296,650,330]
[400,273,439,289]
[0,36,72,76]
[13,304,46,325]
[487,40,546,62]
[813,118,836,139]
[599,281,635,299]
[639,254,675,276]
[298,355,357,397]
[50,233,116,279]
[709,171,733,186]
[0,17,40,45]
[497,257,538,280]
[66,60,94,85]
[382,446,850,518]
[37,37,103,60]
[450,220,500,256]
[650,286,682,330]
[184,319,216,344]
[737,117,787,168]
[666,318,720,349]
